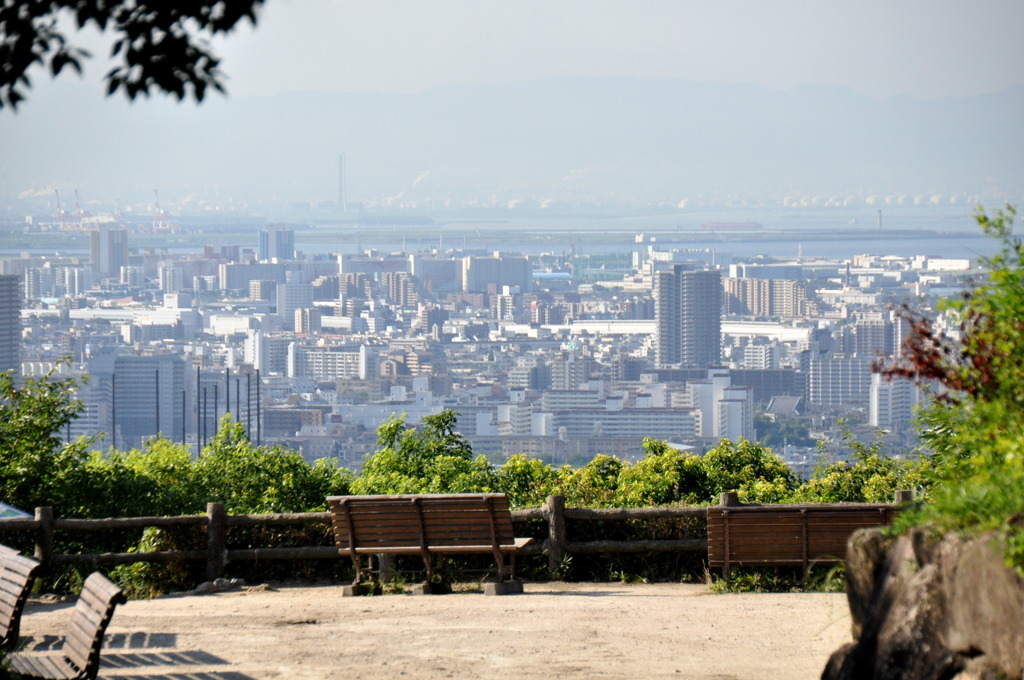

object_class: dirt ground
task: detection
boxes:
[14,581,850,680]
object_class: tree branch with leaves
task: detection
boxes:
[0,0,264,110]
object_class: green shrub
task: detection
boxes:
[794,425,929,504]
[613,439,709,507]
[351,410,496,495]
[700,439,796,503]
[878,205,1024,574]
[495,454,561,508]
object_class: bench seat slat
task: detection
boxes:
[335,527,423,538]
[344,542,532,555]
[7,571,124,680]
[0,575,28,596]
[8,653,77,680]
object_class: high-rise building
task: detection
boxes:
[851,316,895,357]
[89,227,128,277]
[244,331,292,374]
[23,268,46,300]
[288,343,373,381]
[219,262,286,292]
[0,275,20,375]
[294,307,322,334]
[257,228,295,262]
[62,267,91,297]
[409,254,461,295]
[276,283,314,331]
[807,353,873,409]
[722,277,815,318]
[869,373,920,433]
[86,352,190,449]
[461,253,531,293]
[684,368,754,441]
[655,265,721,368]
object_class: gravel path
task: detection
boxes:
[15,582,850,679]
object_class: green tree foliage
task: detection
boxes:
[700,439,796,503]
[559,454,624,507]
[0,0,264,110]
[612,438,709,507]
[195,416,351,514]
[793,425,927,503]
[0,369,93,513]
[2,371,922,525]
[495,454,562,508]
[98,438,205,516]
[351,410,496,495]
[877,206,1024,570]
[81,419,353,517]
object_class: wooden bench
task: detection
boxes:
[327,493,534,595]
[1,548,42,651]
[707,503,898,580]
[6,572,126,680]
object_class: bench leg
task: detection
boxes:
[409,582,436,595]
[341,583,379,596]
[484,580,524,596]
[342,554,381,596]
[349,554,364,585]
[421,553,433,582]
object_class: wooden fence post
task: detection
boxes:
[893,489,912,505]
[34,507,54,572]
[717,493,741,580]
[719,492,741,507]
[544,495,567,575]
[206,502,227,581]
[377,553,396,582]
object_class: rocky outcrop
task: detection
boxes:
[823,527,1024,680]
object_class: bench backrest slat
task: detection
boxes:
[0,550,41,650]
[328,494,517,552]
[63,572,126,676]
[707,505,895,568]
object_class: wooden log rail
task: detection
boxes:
[0,493,908,581]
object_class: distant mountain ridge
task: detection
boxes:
[5,77,1023,209]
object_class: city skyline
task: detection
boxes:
[4,222,970,468]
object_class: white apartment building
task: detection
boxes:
[869,373,921,432]
[808,354,873,409]
[683,369,755,441]
[287,343,374,381]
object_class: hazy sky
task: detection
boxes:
[210,0,1024,100]
[5,0,1023,210]
[45,0,1024,102]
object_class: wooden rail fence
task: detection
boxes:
[0,493,907,581]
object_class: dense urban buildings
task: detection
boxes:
[4,218,971,471]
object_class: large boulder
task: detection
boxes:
[823,527,1024,680]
